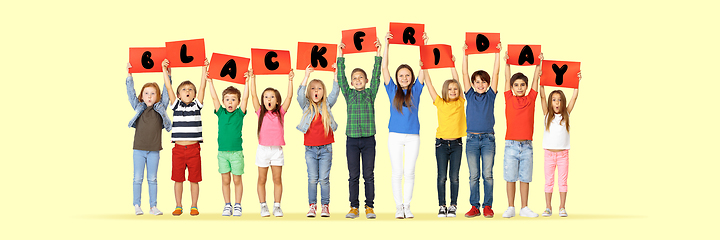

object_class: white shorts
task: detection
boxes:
[256,145,284,167]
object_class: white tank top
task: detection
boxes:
[543,114,570,149]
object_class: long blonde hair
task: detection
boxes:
[545,90,570,132]
[441,79,461,102]
[304,79,332,135]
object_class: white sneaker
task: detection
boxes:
[519,207,539,218]
[395,205,405,219]
[502,206,515,218]
[542,208,552,217]
[320,204,330,217]
[447,205,457,217]
[222,204,232,216]
[403,204,414,219]
[438,205,447,217]
[273,204,283,217]
[260,203,270,217]
[307,203,317,217]
[149,206,163,215]
[233,204,242,217]
[559,208,568,217]
[134,204,143,215]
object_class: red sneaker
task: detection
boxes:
[465,206,481,218]
[483,206,494,218]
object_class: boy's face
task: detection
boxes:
[447,82,460,100]
[473,77,489,93]
[223,93,239,112]
[309,81,324,103]
[512,79,527,97]
[351,71,368,91]
[178,84,196,104]
[142,87,158,107]
[263,90,278,111]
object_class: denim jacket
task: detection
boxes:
[296,80,340,134]
[126,76,172,132]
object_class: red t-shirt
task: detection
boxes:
[504,89,538,141]
[304,113,334,146]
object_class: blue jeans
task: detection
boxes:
[133,150,160,207]
[306,144,333,205]
[436,138,463,206]
[466,133,496,208]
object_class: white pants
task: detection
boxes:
[387,132,420,206]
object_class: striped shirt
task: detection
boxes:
[337,56,382,138]
[171,99,203,143]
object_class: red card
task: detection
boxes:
[388,22,425,46]
[297,42,337,72]
[465,32,500,55]
[342,27,378,54]
[251,48,292,75]
[507,44,541,66]
[165,39,206,68]
[129,47,166,73]
[209,53,250,84]
[540,60,581,89]
[419,44,454,69]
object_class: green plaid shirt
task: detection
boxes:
[337,56,382,138]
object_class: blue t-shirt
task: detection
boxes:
[385,77,424,134]
[465,86,496,134]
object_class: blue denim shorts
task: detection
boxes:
[503,140,533,182]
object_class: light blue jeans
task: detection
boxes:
[306,144,333,205]
[503,140,533,183]
[466,133,496,208]
[133,150,160,207]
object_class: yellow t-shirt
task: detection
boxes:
[433,96,467,139]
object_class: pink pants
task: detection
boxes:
[544,149,569,193]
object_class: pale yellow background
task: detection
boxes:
[2,0,717,239]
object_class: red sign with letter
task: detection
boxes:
[342,27,378,54]
[388,22,425,46]
[165,38,206,68]
[464,32,500,55]
[540,60,581,89]
[129,47,166,73]
[507,44,541,66]
[251,48,292,75]
[209,53,250,84]
[419,44,454,69]
[297,42,337,72]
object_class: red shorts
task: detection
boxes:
[172,143,202,182]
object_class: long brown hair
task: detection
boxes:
[258,88,283,136]
[392,64,415,113]
[545,90,570,132]
[138,82,161,104]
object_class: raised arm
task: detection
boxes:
[370,39,383,99]
[462,44,471,93]
[248,69,261,112]
[504,51,512,92]
[281,69,294,112]
[418,32,429,85]
[421,61,438,101]
[162,59,177,103]
[490,43,501,93]
[239,72,250,114]
[328,65,340,108]
[450,55,460,91]
[539,84,548,116]
[531,53,542,92]
[206,74,221,112]
[382,32,392,85]
[126,63,139,108]
[336,43,350,98]
[196,58,209,105]
[566,71,581,114]
[297,65,314,109]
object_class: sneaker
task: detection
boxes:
[320,204,330,217]
[365,205,376,219]
[465,206,481,218]
[519,207,538,218]
[395,205,405,219]
[447,205,457,217]
[233,204,242,217]
[483,206,494,218]
[403,204,414,219]
[346,207,359,219]
[172,207,183,216]
[222,204,232,216]
[190,207,199,216]
[438,205,447,218]
[307,203,317,217]
[502,206,515,218]
[273,204,283,217]
[134,205,143,215]
[559,208,568,217]
[542,208,552,217]
[260,203,270,217]
[149,206,163,215]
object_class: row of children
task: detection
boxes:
[126,32,580,219]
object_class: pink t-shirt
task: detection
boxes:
[256,108,287,146]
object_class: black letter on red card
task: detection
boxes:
[264,51,279,71]
[552,64,568,85]
[433,48,441,65]
[353,31,366,51]
[475,34,490,52]
[220,59,237,79]
[180,44,194,64]
[311,45,328,68]
[403,27,416,45]
[518,45,534,65]
[142,51,154,69]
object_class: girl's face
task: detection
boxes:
[178,84,196,104]
[396,68,413,89]
[473,76,489,93]
[551,93,563,114]
[309,81,324,103]
[142,87,158,107]
[351,72,368,91]
[512,79,527,97]
[223,93,240,112]
[447,82,460,100]
[263,90,278,111]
